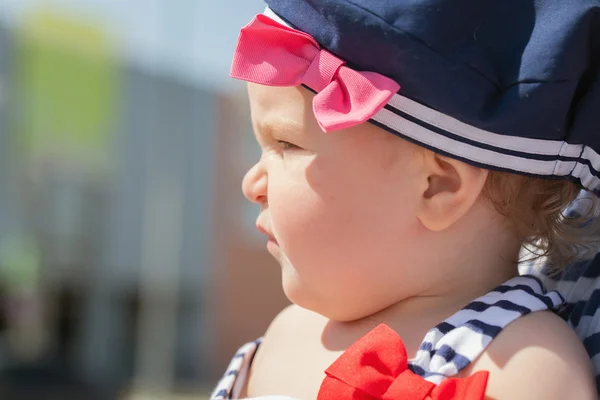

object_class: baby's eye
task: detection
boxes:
[277,140,299,150]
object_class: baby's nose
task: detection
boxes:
[242,161,267,205]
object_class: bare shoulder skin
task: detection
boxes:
[460,311,596,400]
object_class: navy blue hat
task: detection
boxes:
[258,0,600,193]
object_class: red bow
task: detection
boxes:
[317,324,488,400]
[230,15,400,133]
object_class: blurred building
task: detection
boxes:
[0,6,287,398]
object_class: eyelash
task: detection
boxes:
[277,140,297,150]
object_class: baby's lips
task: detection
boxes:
[256,221,277,242]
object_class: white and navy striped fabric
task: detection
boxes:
[211,276,564,399]
[211,339,263,400]
[409,276,564,384]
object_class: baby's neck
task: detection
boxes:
[397,202,522,316]
[323,209,521,349]
[320,262,518,356]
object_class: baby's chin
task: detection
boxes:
[279,268,383,323]
[279,264,307,304]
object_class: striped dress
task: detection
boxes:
[211,275,564,399]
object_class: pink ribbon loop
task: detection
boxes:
[302,50,345,93]
[230,14,401,132]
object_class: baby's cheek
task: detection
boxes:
[272,200,325,252]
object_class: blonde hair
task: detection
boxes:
[483,171,599,273]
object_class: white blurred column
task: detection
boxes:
[134,168,184,393]
[133,0,187,394]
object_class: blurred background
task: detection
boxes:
[0,1,289,399]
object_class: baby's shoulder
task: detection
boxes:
[246,305,334,399]
[254,304,333,367]
[259,304,326,351]
[466,311,596,400]
[268,304,324,334]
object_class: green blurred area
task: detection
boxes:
[13,10,117,167]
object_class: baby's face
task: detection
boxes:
[243,83,431,321]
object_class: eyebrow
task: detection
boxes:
[255,117,302,138]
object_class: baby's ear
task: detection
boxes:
[416,152,488,232]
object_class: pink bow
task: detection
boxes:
[230,14,400,132]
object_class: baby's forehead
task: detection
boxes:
[248,84,306,108]
[249,85,315,126]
